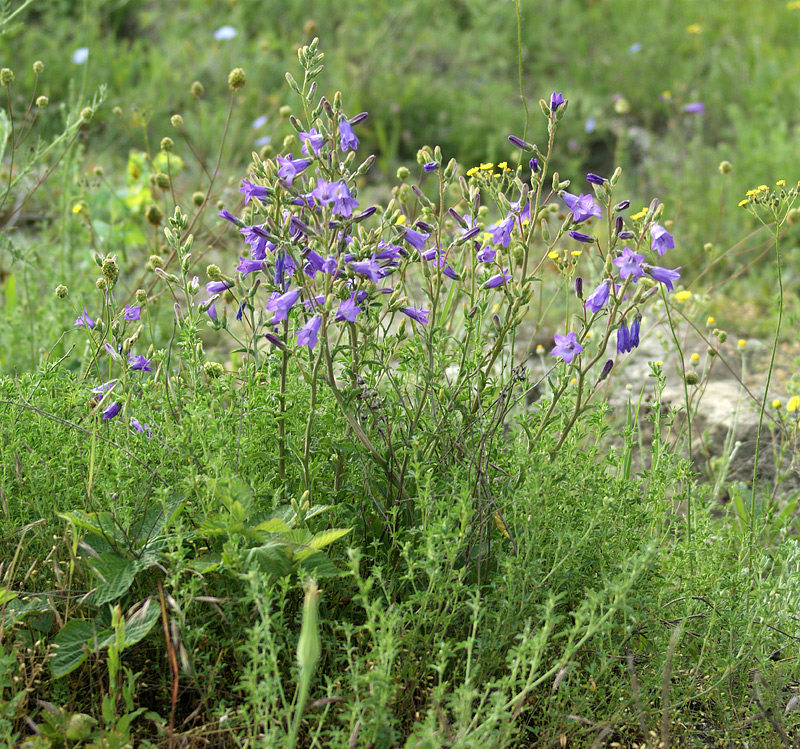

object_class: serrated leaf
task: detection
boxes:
[297,552,340,578]
[51,620,97,678]
[122,598,160,647]
[89,552,153,606]
[308,528,352,550]
[255,517,292,533]
[243,542,293,579]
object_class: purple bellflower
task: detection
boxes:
[684,102,705,114]
[239,179,269,205]
[650,224,675,255]
[562,192,602,223]
[490,215,516,247]
[340,118,359,152]
[584,281,610,313]
[349,258,382,283]
[130,417,151,435]
[276,154,311,185]
[206,280,233,294]
[266,288,300,324]
[237,257,265,276]
[128,354,152,372]
[299,128,325,155]
[123,305,140,321]
[568,231,595,243]
[73,309,95,329]
[476,245,496,263]
[551,92,565,111]
[218,208,242,226]
[586,173,606,185]
[617,318,641,354]
[552,331,583,363]
[644,263,681,291]
[404,227,430,250]
[102,402,122,420]
[613,247,645,281]
[336,293,362,322]
[296,315,322,350]
[240,225,273,259]
[400,306,430,325]
[482,269,512,289]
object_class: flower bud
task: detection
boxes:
[160,137,174,153]
[148,254,165,270]
[191,80,205,98]
[0,68,14,87]
[96,276,108,291]
[33,60,44,74]
[718,160,733,175]
[145,204,163,227]
[228,67,246,91]
[615,216,623,235]
[396,166,410,180]
[154,172,170,190]
[55,284,68,299]
[685,370,699,386]
[79,107,94,124]
[36,95,48,108]
[575,276,583,298]
[170,114,184,129]
[618,230,635,240]
[599,359,613,381]
[614,200,630,212]
[206,264,221,280]
[135,289,147,304]
[192,191,204,206]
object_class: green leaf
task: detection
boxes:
[255,517,293,533]
[243,542,293,579]
[308,528,352,550]
[296,552,340,578]
[89,552,154,606]
[121,598,160,647]
[3,273,16,317]
[51,619,98,678]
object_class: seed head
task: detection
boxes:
[191,81,205,98]
[0,68,14,87]
[33,60,44,74]
[192,191,204,206]
[160,136,174,153]
[154,172,170,190]
[228,67,246,91]
[206,264,221,280]
[80,107,94,124]
[135,288,147,304]
[36,95,49,108]
[279,105,291,118]
[718,160,733,175]
[282,134,296,150]
[148,254,164,270]
[170,114,184,129]
[685,370,699,386]
[101,257,119,282]
[396,166,410,180]
[145,204,163,227]
[203,361,225,378]
[95,276,108,291]
[55,284,68,299]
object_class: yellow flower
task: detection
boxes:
[480,162,494,171]
[394,214,407,225]
[737,339,747,351]
[535,344,544,355]
[787,396,800,412]
[706,316,715,325]
[630,208,648,221]
[674,290,692,302]
[548,251,560,260]
[466,166,479,177]
[661,90,672,100]
[71,204,83,214]
[497,161,508,170]
[570,250,582,257]
[686,23,702,34]
[690,353,700,364]
[772,399,783,410]
[738,199,748,207]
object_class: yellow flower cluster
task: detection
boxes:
[787,396,800,412]
[630,207,649,221]
[686,24,702,34]
[788,1,800,10]
[466,162,512,179]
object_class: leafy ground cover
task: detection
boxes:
[1,2,800,747]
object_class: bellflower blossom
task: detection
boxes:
[400,306,430,325]
[613,247,645,280]
[421,248,458,280]
[102,402,122,420]
[239,180,269,205]
[240,225,273,259]
[568,231,594,243]
[650,224,675,255]
[349,258,382,283]
[266,288,300,324]
[490,215,515,247]
[551,92,565,111]
[332,182,359,217]
[123,305,140,321]
[476,245,496,263]
[404,227,430,250]
[214,26,237,40]
[551,332,583,363]
[617,319,641,354]
[92,381,116,395]
[276,154,311,184]
[339,118,359,152]
[206,280,233,294]
[482,269,512,289]
[296,316,322,349]
[562,192,602,223]
[73,309,96,328]
[128,354,152,372]
[336,293,362,322]
[237,257,265,276]
[684,101,705,114]
[130,417,152,436]
[584,281,610,313]
[298,128,324,155]
[644,263,681,291]
[219,208,241,226]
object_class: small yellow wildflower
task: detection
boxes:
[394,214,407,225]
[548,251,560,260]
[686,23,702,34]
[466,166,479,177]
[690,353,700,365]
[772,399,783,410]
[787,396,800,412]
[776,179,786,186]
[738,199,748,207]
[570,377,577,385]
[71,204,83,214]
[757,184,769,192]
[706,316,715,326]
[631,208,648,221]
[498,161,508,170]
[570,250,582,257]
[480,162,494,171]
[737,339,747,351]
[674,290,692,302]
[661,90,672,100]
[535,344,544,355]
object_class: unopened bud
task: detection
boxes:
[718,160,733,175]
[685,370,699,386]
[160,137,174,153]
[206,264,221,280]
[396,166,410,180]
[55,284,68,299]
[203,361,225,378]
[35,95,48,108]
[190,81,205,98]
[33,60,44,74]
[135,289,147,304]
[145,204,163,227]
[0,68,14,87]
[170,114,184,129]
[228,67,246,91]
[154,172,170,190]
[148,254,164,270]
[79,107,93,123]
